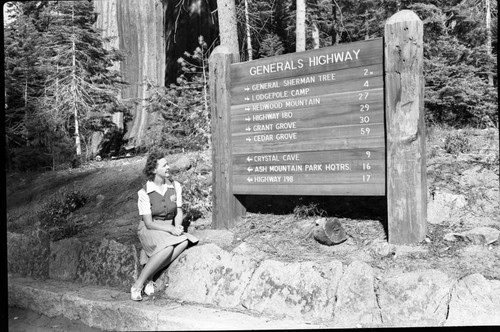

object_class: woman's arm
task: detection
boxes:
[143,214,182,235]
[174,207,183,229]
[173,181,184,231]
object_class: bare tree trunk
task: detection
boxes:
[245,0,252,60]
[71,3,81,157]
[296,0,306,52]
[217,0,240,61]
[485,0,493,86]
[312,22,320,49]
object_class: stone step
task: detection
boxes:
[8,276,323,330]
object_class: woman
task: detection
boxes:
[130,151,198,301]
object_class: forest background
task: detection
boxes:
[3,0,498,173]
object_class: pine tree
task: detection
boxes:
[36,1,126,158]
[4,2,49,169]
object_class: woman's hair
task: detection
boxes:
[143,151,165,181]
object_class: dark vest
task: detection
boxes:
[143,183,177,220]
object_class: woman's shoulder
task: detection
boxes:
[138,181,150,194]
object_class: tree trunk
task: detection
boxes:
[217,0,240,62]
[296,0,306,52]
[245,0,252,60]
[71,4,81,156]
[485,0,493,86]
[312,22,320,49]
[93,0,123,131]
[331,0,338,45]
[94,0,166,147]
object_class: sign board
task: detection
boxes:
[230,38,384,195]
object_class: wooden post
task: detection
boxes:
[209,46,246,229]
[384,10,427,244]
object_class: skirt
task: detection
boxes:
[137,219,199,265]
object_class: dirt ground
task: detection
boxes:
[8,307,103,332]
[6,127,500,281]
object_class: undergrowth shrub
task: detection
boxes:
[144,36,210,153]
[293,202,326,219]
[169,152,212,223]
[38,189,89,241]
[444,131,472,154]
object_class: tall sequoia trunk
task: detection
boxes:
[94,0,166,147]
[296,0,306,52]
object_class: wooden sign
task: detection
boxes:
[209,10,426,244]
[230,39,384,195]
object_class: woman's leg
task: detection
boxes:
[151,240,189,281]
[132,245,174,289]
[132,240,188,289]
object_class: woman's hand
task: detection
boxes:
[169,225,184,236]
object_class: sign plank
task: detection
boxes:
[230,38,384,196]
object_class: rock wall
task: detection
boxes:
[7,231,500,327]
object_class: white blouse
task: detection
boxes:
[137,180,183,216]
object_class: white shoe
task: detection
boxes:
[130,286,143,301]
[144,281,155,296]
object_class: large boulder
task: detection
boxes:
[378,270,454,327]
[240,259,343,320]
[49,238,83,281]
[7,230,50,279]
[334,261,381,327]
[164,243,257,308]
[460,227,500,245]
[445,273,500,326]
[191,229,235,249]
[76,239,139,288]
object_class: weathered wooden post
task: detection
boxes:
[384,10,427,244]
[209,46,246,229]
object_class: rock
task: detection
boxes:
[231,242,267,262]
[334,261,382,327]
[7,230,50,279]
[170,155,192,171]
[378,270,455,327]
[195,159,212,173]
[372,240,394,257]
[240,259,343,320]
[313,218,347,245]
[197,174,212,186]
[49,238,83,281]
[8,281,64,318]
[443,233,460,242]
[446,274,500,326]
[7,232,34,276]
[427,191,467,225]
[164,244,257,308]
[461,227,500,245]
[191,229,235,249]
[76,239,138,288]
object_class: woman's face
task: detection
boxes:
[154,157,170,179]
